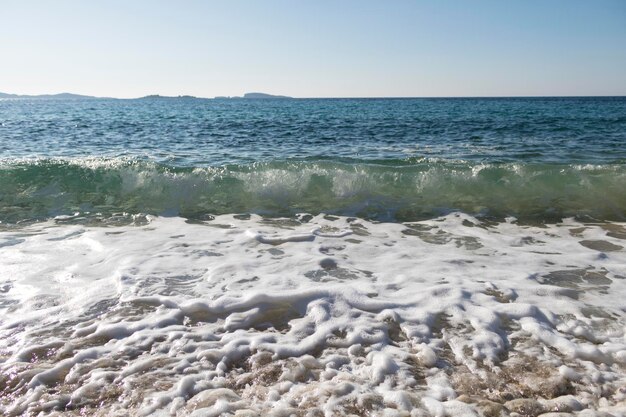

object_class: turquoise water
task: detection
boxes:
[1,96,625,222]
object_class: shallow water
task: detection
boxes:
[0,97,625,416]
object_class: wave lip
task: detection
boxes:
[0,157,625,223]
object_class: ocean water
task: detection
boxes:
[0,97,625,416]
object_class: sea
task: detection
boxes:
[0,97,625,416]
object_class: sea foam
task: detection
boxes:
[0,213,625,416]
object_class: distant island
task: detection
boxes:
[138,94,199,100]
[0,92,98,99]
[242,92,292,99]
[214,92,293,99]
[0,91,293,100]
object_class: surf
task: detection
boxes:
[1,157,625,224]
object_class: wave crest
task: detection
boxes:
[0,157,624,223]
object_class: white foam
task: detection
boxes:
[0,213,625,416]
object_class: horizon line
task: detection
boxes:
[2,91,626,100]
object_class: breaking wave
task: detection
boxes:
[0,157,625,223]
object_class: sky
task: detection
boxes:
[1,0,625,98]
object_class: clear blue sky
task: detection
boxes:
[2,0,625,98]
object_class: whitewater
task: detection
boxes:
[0,212,624,416]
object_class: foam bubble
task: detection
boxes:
[0,213,625,416]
